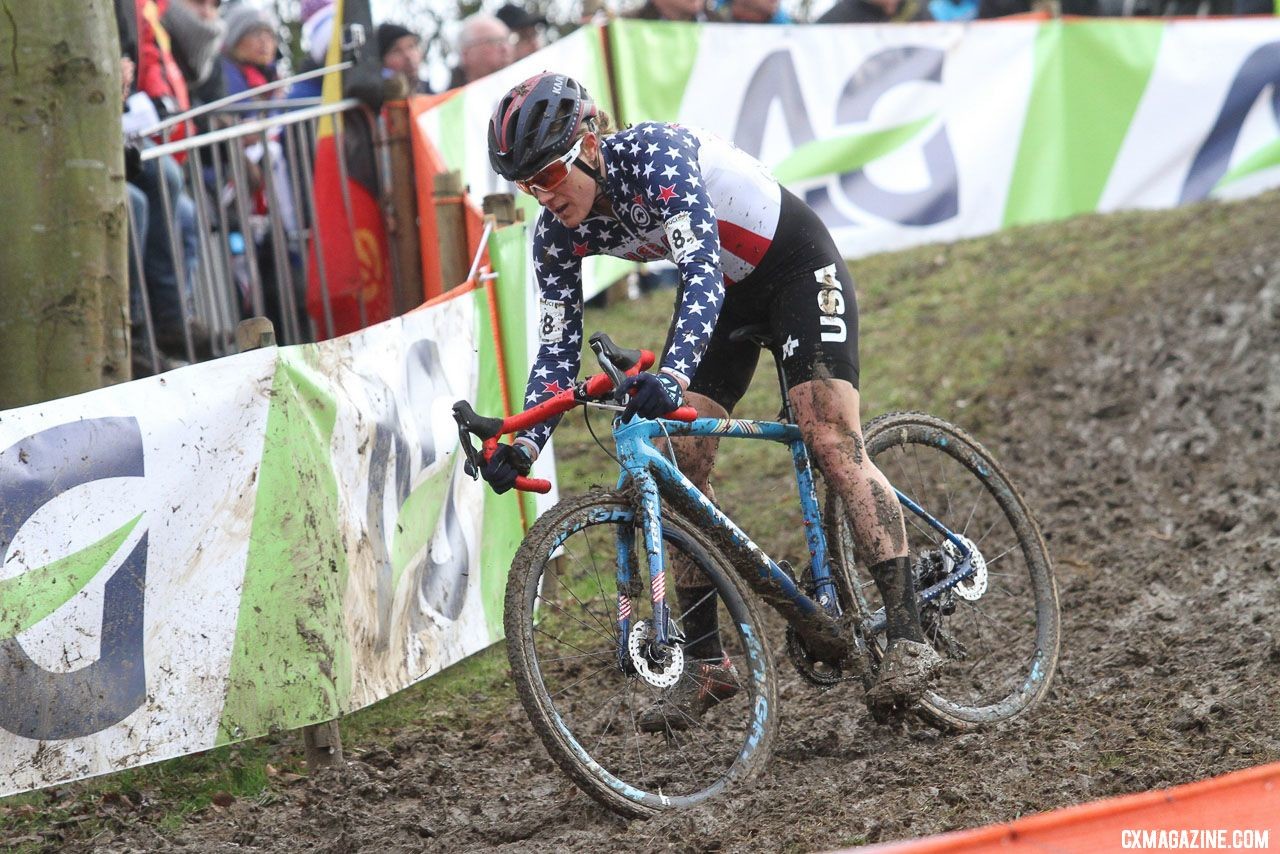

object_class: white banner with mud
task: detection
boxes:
[0,281,536,798]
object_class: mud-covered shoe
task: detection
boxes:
[637,657,742,733]
[866,639,942,717]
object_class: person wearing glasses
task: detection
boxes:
[447,14,515,89]
[481,73,943,727]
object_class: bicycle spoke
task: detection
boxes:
[549,659,622,700]
[963,601,1025,644]
[539,649,614,665]
[971,513,1003,550]
[590,691,627,757]
[859,414,1058,727]
[536,595,616,646]
[562,535,619,639]
[958,480,985,539]
[532,624,612,663]
[513,494,775,808]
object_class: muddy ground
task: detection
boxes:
[51,234,1280,852]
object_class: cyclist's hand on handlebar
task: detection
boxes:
[622,372,684,421]
[482,443,532,495]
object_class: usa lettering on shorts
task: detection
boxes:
[815,263,845,343]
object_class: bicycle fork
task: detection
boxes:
[611,470,678,675]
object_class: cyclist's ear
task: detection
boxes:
[581,132,600,166]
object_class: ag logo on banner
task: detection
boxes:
[0,418,148,740]
[734,46,958,228]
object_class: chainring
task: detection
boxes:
[785,625,851,686]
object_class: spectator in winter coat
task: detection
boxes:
[817,0,926,22]
[220,4,280,101]
[163,0,223,93]
[136,0,192,119]
[377,22,433,96]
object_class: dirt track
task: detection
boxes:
[68,224,1280,852]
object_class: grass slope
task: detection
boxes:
[2,190,1277,850]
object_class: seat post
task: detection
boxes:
[727,323,796,424]
[774,358,794,424]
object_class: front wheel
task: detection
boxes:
[826,412,1061,731]
[504,490,778,818]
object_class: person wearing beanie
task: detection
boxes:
[220,4,279,99]
[495,4,547,60]
[377,22,432,96]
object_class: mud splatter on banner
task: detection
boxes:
[0,274,542,797]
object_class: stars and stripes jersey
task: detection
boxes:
[517,122,784,455]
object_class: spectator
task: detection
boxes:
[495,4,547,60]
[289,0,336,100]
[377,22,433,96]
[220,4,307,339]
[625,0,711,20]
[136,0,192,123]
[220,4,280,102]
[816,0,924,22]
[131,0,210,363]
[162,0,224,100]
[447,15,514,89]
[975,0,1027,14]
[712,0,793,21]
[927,0,979,19]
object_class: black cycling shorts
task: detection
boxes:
[664,188,860,414]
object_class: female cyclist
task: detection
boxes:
[481,72,940,724]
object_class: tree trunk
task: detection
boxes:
[0,0,129,410]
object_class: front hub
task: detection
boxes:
[628,619,685,688]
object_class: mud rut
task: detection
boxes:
[89,252,1280,853]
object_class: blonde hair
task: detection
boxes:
[581,109,617,139]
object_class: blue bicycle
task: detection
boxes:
[454,330,1061,818]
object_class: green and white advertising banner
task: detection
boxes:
[0,289,530,797]
[606,18,1280,258]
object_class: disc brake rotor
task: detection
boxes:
[628,619,684,688]
[942,534,988,601]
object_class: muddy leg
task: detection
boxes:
[666,392,727,663]
[789,380,927,643]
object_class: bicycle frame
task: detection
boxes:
[608,413,980,662]
[452,336,981,671]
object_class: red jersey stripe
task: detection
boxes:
[717,219,771,267]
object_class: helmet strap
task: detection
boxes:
[575,156,611,212]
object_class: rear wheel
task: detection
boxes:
[825,412,1060,731]
[504,490,778,817]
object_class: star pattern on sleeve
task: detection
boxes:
[634,124,725,387]
[519,208,586,452]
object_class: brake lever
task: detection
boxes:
[589,338,630,403]
[454,419,484,480]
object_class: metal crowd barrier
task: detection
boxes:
[126,63,367,375]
